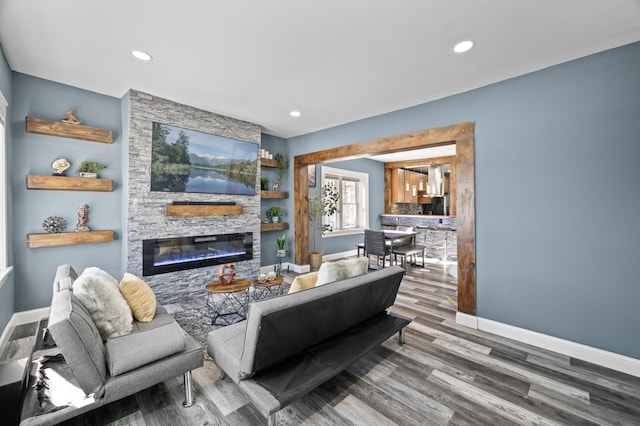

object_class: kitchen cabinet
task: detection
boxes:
[404,170,412,202]
[390,168,405,203]
[410,171,419,203]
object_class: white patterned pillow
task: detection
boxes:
[72,267,133,340]
[315,257,369,286]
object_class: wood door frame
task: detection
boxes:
[293,121,476,315]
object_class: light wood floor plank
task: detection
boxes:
[428,369,563,426]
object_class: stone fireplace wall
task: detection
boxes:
[126,90,261,304]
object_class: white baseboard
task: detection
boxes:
[455,311,478,329]
[286,263,310,274]
[12,307,49,325]
[0,307,49,355]
[0,315,17,356]
[457,313,640,378]
[260,262,310,275]
[262,250,358,275]
[323,249,358,261]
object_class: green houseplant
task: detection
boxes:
[260,177,269,190]
[273,153,287,190]
[307,183,340,270]
[276,234,286,256]
[77,161,107,178]
[266,206,283,223]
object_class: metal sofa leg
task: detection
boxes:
[183,371,195,407]
[268,412,277,426]
[398,328,405,345]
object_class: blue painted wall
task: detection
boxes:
[11,73,122,311]
[0,46,14,333]
[285,42,640,358]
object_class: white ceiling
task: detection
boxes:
[0,1,639,139]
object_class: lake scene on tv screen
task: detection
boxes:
[150,122,258,195]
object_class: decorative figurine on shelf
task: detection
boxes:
[42,216,66,233]
[75,204,90,232]
[217,263,236,285]
[51,158,70,176]
[61,109,81,125]
[272,182,279,192]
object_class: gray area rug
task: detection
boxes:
[172,306,222,348]
[171,279,292,350]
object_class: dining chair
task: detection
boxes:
[364,229,391,269]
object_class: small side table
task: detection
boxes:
[204,279,251,326]
[0,359,28,425]
[253,276,285,300]
[274,250,288,276]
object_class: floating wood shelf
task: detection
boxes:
[261,222,289,232]
[27,230,114,248]
[165,204,244,216]
[261,158,278,168]
[261,190,288,199]
[26,175,113,192]
[26,117,112,144]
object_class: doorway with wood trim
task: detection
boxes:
[293,122,476,316]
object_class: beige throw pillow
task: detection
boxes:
[119,272,157,323]
[288,271,319,294]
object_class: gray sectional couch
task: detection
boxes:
[207,265,410,425]
[19,265,203,425]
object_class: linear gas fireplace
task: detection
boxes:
[142,232,253,276]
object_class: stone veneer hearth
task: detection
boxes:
[125,90,261,304]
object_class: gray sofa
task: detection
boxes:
[19,265,203,425]
[207,265,410,425]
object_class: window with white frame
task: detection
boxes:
[0,90,9,286]
[321,166,369,236]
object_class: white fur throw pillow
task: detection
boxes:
[315,257,369,286]
[72,267,133,340]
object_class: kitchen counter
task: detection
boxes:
[380,214,457,262]
[380,214,456,219]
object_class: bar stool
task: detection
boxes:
[416,226,433,263]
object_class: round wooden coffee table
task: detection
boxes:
[252,276,285,300]
[204,279,251,325]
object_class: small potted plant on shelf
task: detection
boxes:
[307,183,340,270]
[77,161,106,178]
[276,234,286,257]
[266,206,283,223]
[272,153,287,191]
[260,177,269,191]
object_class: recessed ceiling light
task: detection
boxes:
[289,110,301,118]
[453,40,474,54]
[131,50,153,61]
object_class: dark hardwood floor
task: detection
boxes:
[5,262,640,425]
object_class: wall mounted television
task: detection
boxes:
[150,122,259,195]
